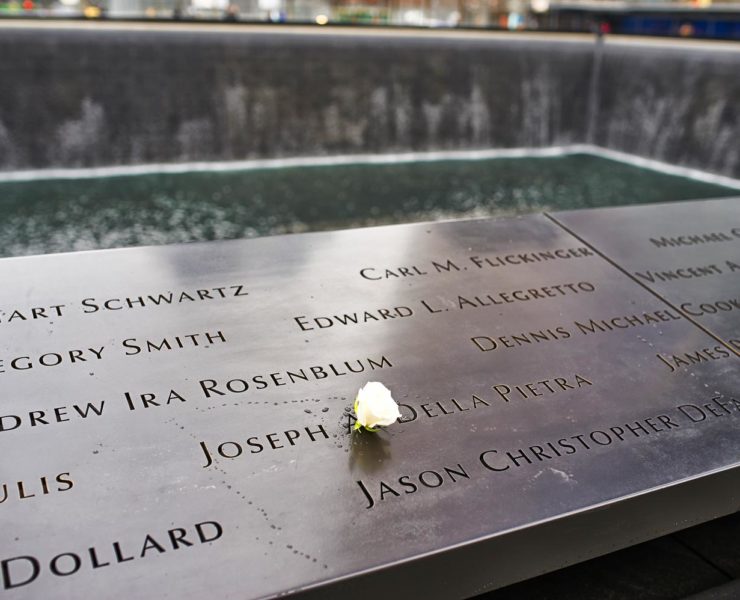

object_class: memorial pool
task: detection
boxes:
[0,153,737,258]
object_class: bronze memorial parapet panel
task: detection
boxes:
[0,209,738,599]
[552,197,740,347]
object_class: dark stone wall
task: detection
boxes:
[593,42,739,178]
[0,28,737,177]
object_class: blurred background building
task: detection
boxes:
[1,0,739,39]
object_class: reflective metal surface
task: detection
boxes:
[552,198,740,345]
[1,208,739,599]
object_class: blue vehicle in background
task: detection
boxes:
[539,2,740,40]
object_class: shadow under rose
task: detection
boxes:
[348,430,393,475]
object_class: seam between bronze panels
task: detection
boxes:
[544,211,740,359]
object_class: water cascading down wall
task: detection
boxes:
[1,27,738,177]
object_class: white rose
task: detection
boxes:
[354,382,401,431]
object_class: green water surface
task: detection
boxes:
[0,154,735,258]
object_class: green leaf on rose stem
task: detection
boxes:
[354,421,362,431]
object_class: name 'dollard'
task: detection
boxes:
[1,521,224,591]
